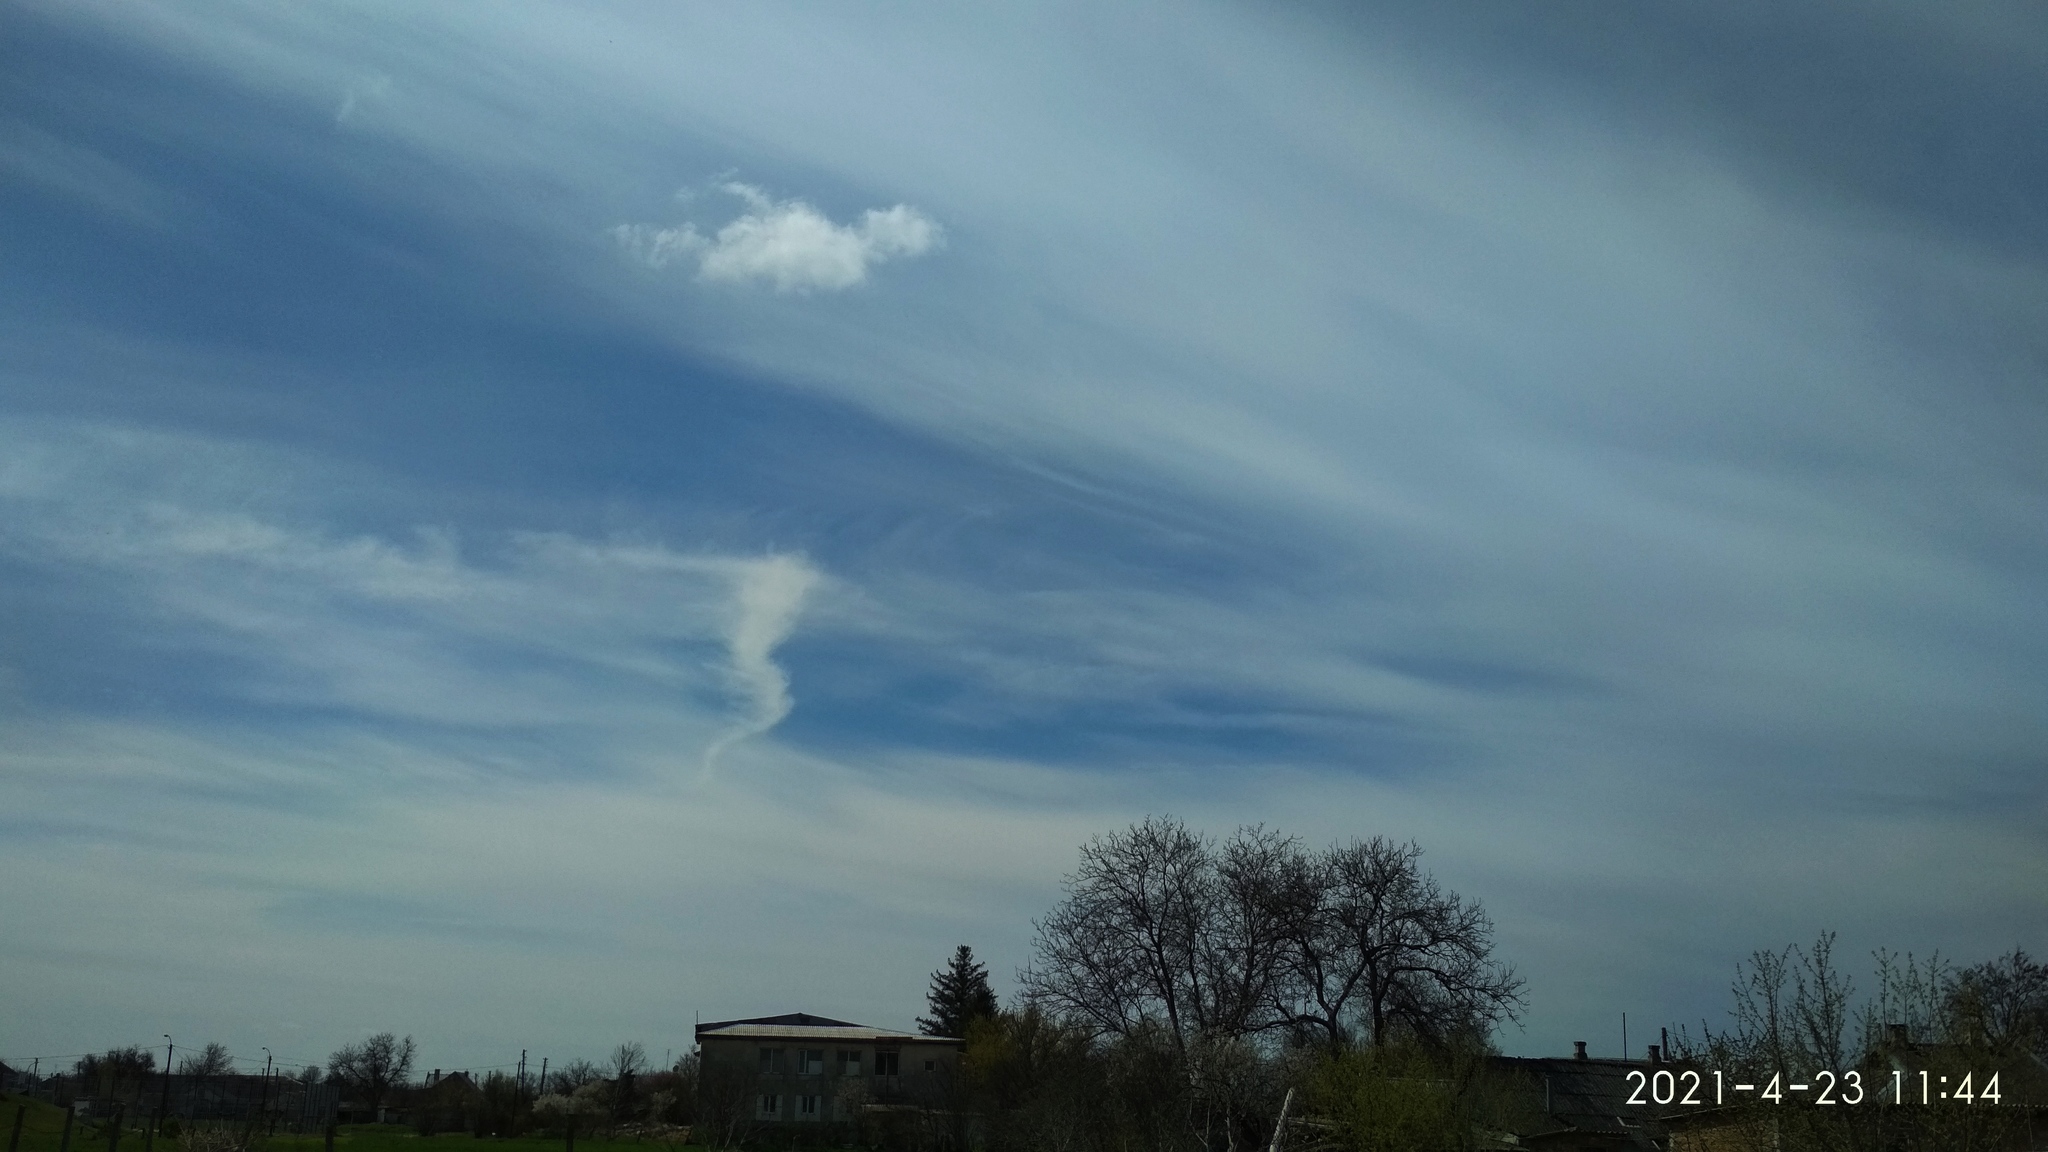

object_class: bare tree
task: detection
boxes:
[1276,837,1523,1049]
[1024,817,1296,1060]
[1946,948,2048,1058]
[549,1060,603,1095]
[1792,931,1853,1070]
[1029,821,1521,1059]
[327,1033,417,1116]
[607,1043,647,1128]
[1854,947,1952,1055]
[1205,826,1301,1041]
[177,1043,234,1078]
[608,1043,647,1081]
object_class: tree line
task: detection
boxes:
[36,816,2045,1152]
[1657,932,2048,1152]
[916,818,2044,1152]
[898,815,1529,1152]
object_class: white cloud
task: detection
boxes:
[610,223,704,269]
[0,423,826,760]
[614,183,941,292]
[700,553,821,776]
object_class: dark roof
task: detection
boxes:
[1866,1043,2048,1106]
[696,1012,866,1033]
[1492,1056,1673,1147]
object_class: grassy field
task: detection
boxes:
[0,1098,706,1152]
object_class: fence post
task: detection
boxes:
[565,1115,575,1152]
[9,1104,24,1152]
[108,1106,124,1152]
[58,1106,75,1152]
[1266,1087,1293,1152]
[324,1121,336,1152]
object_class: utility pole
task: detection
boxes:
[536,1060,547,1098]
[157,1039,172,1134]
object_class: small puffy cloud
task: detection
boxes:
[613,183,941,293]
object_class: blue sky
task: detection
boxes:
[3,0,2045,1074]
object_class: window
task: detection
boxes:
[798,1094,821,1120]
[797,1049,824,1075]
[837,1050,863,1076]
[924,1059,936,1072]
[758,1048,784,1074]
[875,1051,899,1076]
[756,1094,781,1120]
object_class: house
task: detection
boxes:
[1487,1033,2048,1152]
[408,1070,484,1134]
[1849,1027,2048,1150]
[1487,1043,1679,1152]
[694,1013,965,1128]
[1862,1025,2048,1108]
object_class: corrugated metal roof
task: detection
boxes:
[694,1013,961,1042]
[699,1013,865,1031]
[697,1024,950,1042]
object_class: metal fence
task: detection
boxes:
[10,1076,339,1133]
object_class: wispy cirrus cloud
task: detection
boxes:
[0,421,827,772]
[4,0,2044,1070]
[612,182,941,292]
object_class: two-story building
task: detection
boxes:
[694,1012,965,1127]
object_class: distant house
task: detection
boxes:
[694,1013,964,1127]
[1861,1025,2048,1107]
[409,1071,484,1133]
[1491,1036,2048,1152]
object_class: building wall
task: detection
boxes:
[697,1035,963,1124]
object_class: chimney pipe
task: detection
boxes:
[1887,1024,1909,1048]
[1573,1041,1588,1060]
[1648,1045,1661,1064]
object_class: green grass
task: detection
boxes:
[1,1093,73,1152]
[0,1102,704,1152]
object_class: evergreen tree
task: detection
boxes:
[920,944,1000,1037]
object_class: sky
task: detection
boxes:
[2,0,2045,1076]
